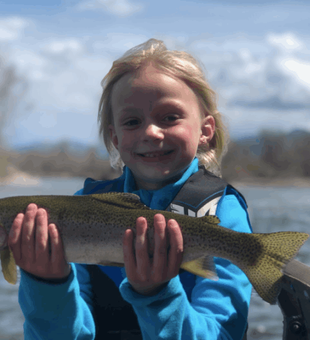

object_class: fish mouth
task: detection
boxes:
[136,150,174,158]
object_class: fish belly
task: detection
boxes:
[60,221,125,265]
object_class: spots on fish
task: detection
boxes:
[0,193,308,304]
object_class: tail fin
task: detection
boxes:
[1,247,17,284]
[241,232,309,304]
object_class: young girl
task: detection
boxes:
[8,39,252,340]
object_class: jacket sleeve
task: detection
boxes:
[18,263,96,340]
[119,194,252,340]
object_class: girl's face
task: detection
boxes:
[109,64,215,190]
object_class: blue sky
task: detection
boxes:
[0,0,309,149]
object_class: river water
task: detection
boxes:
[0,176,309,340]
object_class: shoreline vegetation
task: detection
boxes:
[1,129,310,188]
[0,146,121,184]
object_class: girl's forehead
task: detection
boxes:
[110,66,205,121]
[111,65,196,105]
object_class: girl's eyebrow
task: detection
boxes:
[116,108,144,123]
[153,101,186,113]
[117,100,185,117]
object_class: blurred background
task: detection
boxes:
[0,0,310,339]
[0,0,310,185]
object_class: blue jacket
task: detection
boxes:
[18,158,252,339]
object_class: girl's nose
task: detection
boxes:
[143,123,164,141]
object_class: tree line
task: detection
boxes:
[221,129,310,181]
[1,129,309,182]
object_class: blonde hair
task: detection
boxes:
[98,38,228,176]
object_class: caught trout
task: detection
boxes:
[0,192,308,304]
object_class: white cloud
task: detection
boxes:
[76,0,143,17]
[185,33,310,113]
[267,32,303,52]
[43,39,83,55]
[11,50,46,80]
[97,32,149,54]
[282,59,310,86]
[2,17,310,146]
[0,16,30,41]
[2,31,151,127]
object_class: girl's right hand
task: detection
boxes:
[8,203,71,281]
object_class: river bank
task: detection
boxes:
[0,148,121,183]
[230,176,310,188]
[1,165,310,189]
[1,147,310,188]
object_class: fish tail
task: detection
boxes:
[241,231,309,304]
[1,247,17,284]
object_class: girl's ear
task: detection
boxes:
[199,115,215,145]
[109,124,118,150]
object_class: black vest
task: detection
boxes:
[86,167,246,339]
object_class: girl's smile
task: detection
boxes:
[109,63,215,190]
[135,149,174,160]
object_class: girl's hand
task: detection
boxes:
[8,203,71,281]
[123,213,183,296]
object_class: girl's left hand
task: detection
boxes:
[123,214,183,296]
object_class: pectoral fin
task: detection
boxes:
[1,248,17,284]
[181,256,217,279]
[90,193,150,210]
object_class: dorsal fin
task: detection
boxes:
[199,215,220,225]
[89,192,150,210]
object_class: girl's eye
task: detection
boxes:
[124,119,140,127]
[163,115,178,122]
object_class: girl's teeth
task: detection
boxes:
[142,152,170,158]
[145,153,162,157]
